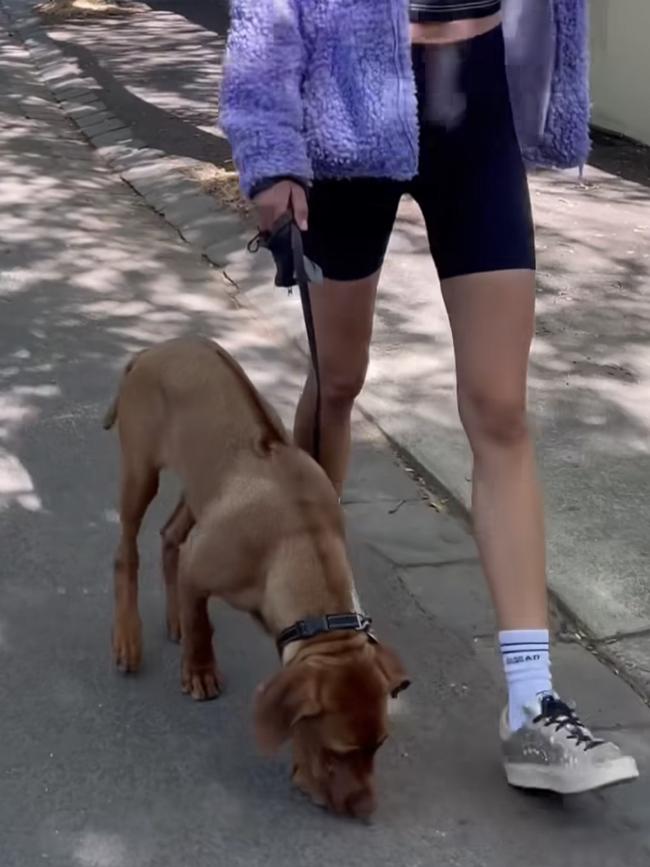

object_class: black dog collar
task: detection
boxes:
[277,613,376,656]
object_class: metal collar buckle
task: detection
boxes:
[276,612,375,656]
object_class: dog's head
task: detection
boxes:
[254,641,409,818]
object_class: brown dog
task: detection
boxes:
[104,336,409,818]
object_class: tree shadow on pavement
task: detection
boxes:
[45,11,232,166]
[0,52,302,603]
[0,36,328,864]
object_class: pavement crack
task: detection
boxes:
[397,557,481,570]
[594,626,650,644]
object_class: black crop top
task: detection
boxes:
[409,0,501,23]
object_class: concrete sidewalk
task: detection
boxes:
[12,0,649,691]
[2,12,650,867]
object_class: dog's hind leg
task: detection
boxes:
[160,496,195,643]
[112,461,159,673]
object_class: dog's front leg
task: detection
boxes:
[178,574,221,701]
[160,496,195,643]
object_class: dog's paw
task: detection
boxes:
[112,615,142,673]
[181,661,222,701]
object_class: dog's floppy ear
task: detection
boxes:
[253,662,322,754]
[374,643,411,698]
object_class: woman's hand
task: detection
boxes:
[254,180,308,233]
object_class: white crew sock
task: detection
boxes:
[499,629,553,732]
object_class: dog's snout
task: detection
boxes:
[345,789,376,819]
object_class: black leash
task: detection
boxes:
[248,213,322,462]
[246,228,384,667]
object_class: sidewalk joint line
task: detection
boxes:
[594,626,650,645]
[397,557,480,570]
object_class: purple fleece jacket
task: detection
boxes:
[220,0,589,197]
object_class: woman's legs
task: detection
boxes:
[441,268,639,791]
[443,268,554,735]
[293,271,380,495]
[440,268,547,629]
[412,29,555,736]
[295,261,548,623]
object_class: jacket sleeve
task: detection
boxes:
[219,0,313,198]
[503,0,590,169]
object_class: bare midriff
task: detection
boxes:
[410,10,501,44]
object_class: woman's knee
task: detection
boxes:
[459,388,529,450]
[303,272,378,411]
[318,355,369,409]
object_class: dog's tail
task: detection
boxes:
[102,351,145,431]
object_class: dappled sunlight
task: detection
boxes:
[104,319,188,347]
[73,830,128,867]
[78,298,155,318]
[43,7,230,166]
[0,447,43,511]
[0,24,302,543]
[102,507,119,523]
[524,167,650,462]
[0,383,60,437]
[0,393,38,433]
[2,0,468,476]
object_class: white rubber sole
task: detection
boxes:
[505,756,640,795]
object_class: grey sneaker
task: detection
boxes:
[500,695,639,794]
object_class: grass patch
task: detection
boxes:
[182,165,252,218]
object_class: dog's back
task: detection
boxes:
[105,337,290,515]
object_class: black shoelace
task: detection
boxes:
[534,696,605,751]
